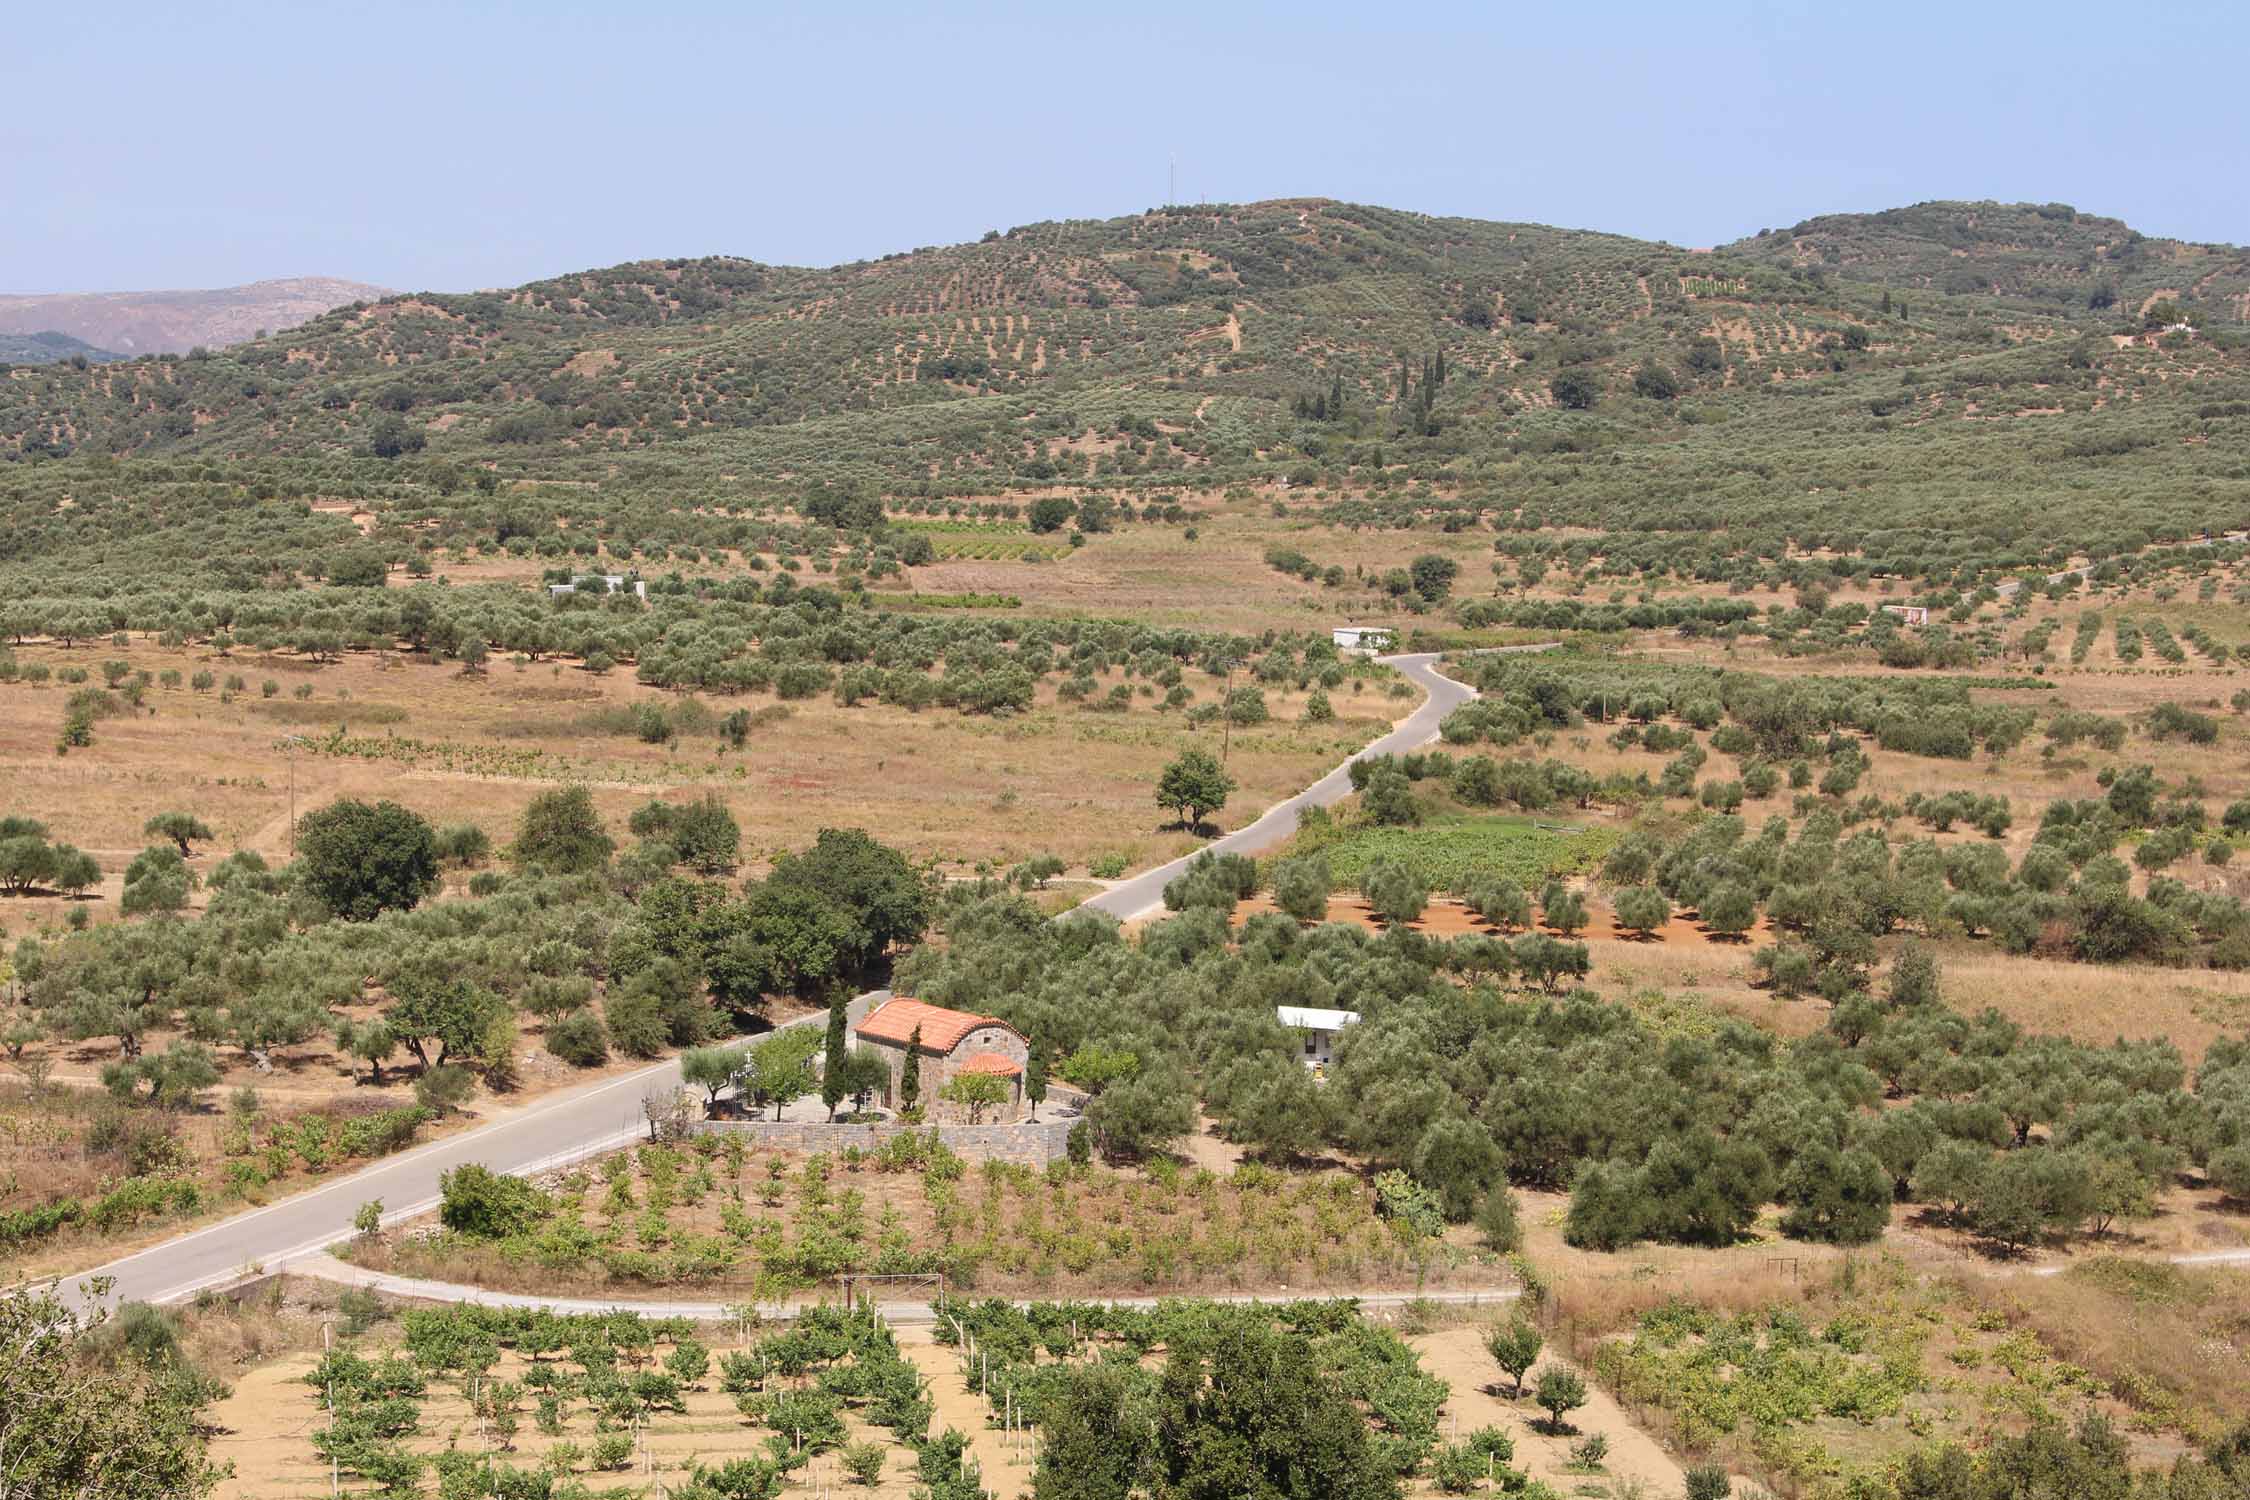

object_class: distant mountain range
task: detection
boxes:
[0,276,389,357]
[0,330,122,365]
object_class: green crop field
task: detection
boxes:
[1280,810,1617,890]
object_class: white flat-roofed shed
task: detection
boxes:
[1331,625,1394,652]
[1277,1005,1362,1068]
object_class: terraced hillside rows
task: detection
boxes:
[1,198,2244,578]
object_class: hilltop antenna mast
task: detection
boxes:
[1168,154,1176,208]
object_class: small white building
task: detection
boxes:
[1331,625,1394,653]
[548,573,648,599]
[1880,604,1929,627]
[1277,1005,1361,1070]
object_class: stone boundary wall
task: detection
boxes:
[692,1117,1075,1167]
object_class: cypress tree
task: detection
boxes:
[900,1024,923,1115]
[820,991,849,1120]
[1026,1040,1050,1122]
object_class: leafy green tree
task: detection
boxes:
[1484,1319,1542,1396]
[1086,1061,1196,1160]
[634,794,742,875]
[1700,883,1758,939]
[603,989,670,1058]
[1913,1138,1990,1224]
[764,828,932,971]
[840,1441,885,1487]
[1512,932,1591,992]
[511,785,613,873]
[1362,768,1422,826]
[1144,1317,1399,1500]
[142,812,213,858]
[1564,1161,1641,1250]
[438,1164,548,1238]
[432,822,492,867]
[745,1028,821,1121]
[1030,1360,1148,1500]
[1059,1043,1139,1094]
[1468,879,1533,933]
[102,1040,220,1109]
[1541,884,1588,937]
[1219,1052,1327,1163]
[682,1044,749,1110]
[1549,370,1601,410]
[221,991,326,1071]
[384,974,500,1072]
[0,1285,227,1499]
[341,1018,398,1086]
[939,1070,1011,1124]
[544,1010,609,1067]
[1361,859,1428,927]
[415,1063,475,1115]
[1532,1367,1588,1433]
[1156,749,1236,831]
[1778,1145,1892,1245]
[120,846,194,915]
[834,1047,891,1114]
[1412,1114,1504,1222]
[1409,554,1460,602]
[1887,942,1943,1008]
[1474,1182,1522,1251]
[1614,885,1669,937]
[0,834,58,895]
[296,799,440,920]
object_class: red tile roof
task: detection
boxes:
[856,997,1018,1055]
[956,1052,1022,1077]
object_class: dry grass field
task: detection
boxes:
[0,628,1404,933]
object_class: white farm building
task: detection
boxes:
[1277,1005,1361,1070]
[548,573,648,599]
[1331,625,1394,653]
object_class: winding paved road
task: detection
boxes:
[1081,650,1506,922]
[58,648,1526,1311]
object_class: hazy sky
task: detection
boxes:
[7,0,2239,294]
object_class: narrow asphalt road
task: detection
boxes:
[56,645,1532,1311]
[57,998,876,1310]
[1079,648,1532,922]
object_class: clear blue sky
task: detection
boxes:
[7,0,2239,294]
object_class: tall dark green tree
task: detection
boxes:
[1030,1362,1149,1500]
[820,991,850,1120]
[900,1025,922,1114]
[295,799,439,921]
[1026,1039,1050,1123]
[1156,749,1235,831]
[1147,1319,1398,1500]
[511,785,613,874]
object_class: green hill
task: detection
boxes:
[0,330,122,365]
[0,197,2246,595]
[1720,200,2250,314]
